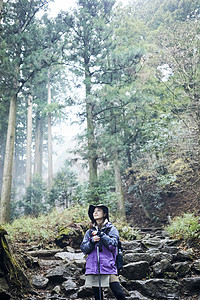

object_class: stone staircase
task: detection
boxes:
[26,228,200,300]
[119,228,200,299]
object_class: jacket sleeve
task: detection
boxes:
[80,229,95,254]
[100,225,119,249]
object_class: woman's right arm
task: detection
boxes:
[80,230,95,254]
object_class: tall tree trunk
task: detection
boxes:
[113,150,126,220]
[25,94,33,187]
[122,110,132,168]
[34,113,44,178]
[0,136,6,195]
[0,0,3,21]
[85,65,98,187]
[47,70,53,189]
[0,94,17,223]
[195,95,200,158]
[126,147,132,168]
[13,149,25,200]
[0,0,4,195]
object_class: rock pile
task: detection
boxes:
[28,229,200,300]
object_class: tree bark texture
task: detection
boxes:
[0,0,3,21]
[12,151,25,200]
[34,113,44,178]
[25,94,33,187]
[47,70,53,189]
[195,96,200,159]
[0,94,17,223]
[0,137,6,195]
[114,150,126,220]
[85,66,98,187]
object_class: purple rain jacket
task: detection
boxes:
[80,222,119,275]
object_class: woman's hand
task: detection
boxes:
[93,235,100,242]
[92,230,100,242]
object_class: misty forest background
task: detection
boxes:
[0,0,200,227]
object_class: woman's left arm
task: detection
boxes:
[100,226,119,248]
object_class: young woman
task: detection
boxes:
[80,204,127,300]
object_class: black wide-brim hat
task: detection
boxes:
[88,204,109,223]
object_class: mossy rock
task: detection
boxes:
[0,225,8,236]
[55,222,84,249]
[0,225,32,298]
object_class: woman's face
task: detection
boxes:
[93,207,105,221]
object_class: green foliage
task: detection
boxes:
[128,177,163,211]
[5,205,85,243]
[141,113,178,155]
[18,177,47,218]
[48,160,78,209]
[115,222,141,240]
[74,170,118,213]
[70,204,89,224]
[165,213,200,246]
[75,183,117,211]
[5,214,51,243]
[130,0,199,30]
[5,204,138,245]
[157,174,177,187]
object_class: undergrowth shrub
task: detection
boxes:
[115,222,141,240]
[5,204,139,245]
[5,205,88,244]
[165,213,200,247]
